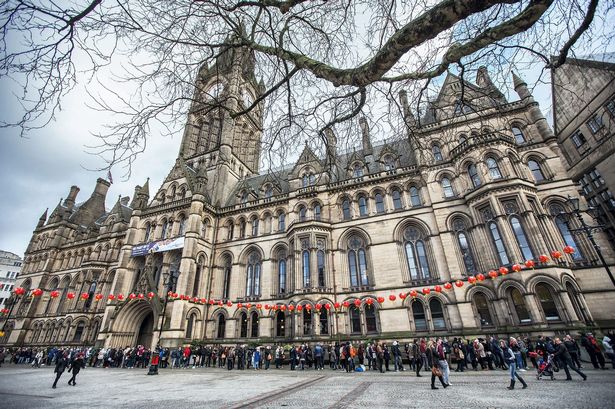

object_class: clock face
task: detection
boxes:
[207,82,225,100]
[241,89,254,107]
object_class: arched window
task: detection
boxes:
[178,216,186,236]
[250,311,259,337]
[358,195,368,216]
[201,219,209,238]
[265,185,273,198]
[319,309,329,334]
[278,212,286,231]
[350,306,362,334]
[458,134,467,144]
[314,204,322,221]
[509,288,531,324]
[240,191,248,204]
[276,311,285,337]
[348,236,369,287]
[536,283,560,321]
[528,160,545,182]
[222,257,232,300]
[412,302,427,331]
[430,299,446,330]
[566,283,589,323]
[160,220,168,239]
[298,206,307,222]
[488,222,510,265]
[278,258,287,294]
[409,187,422,207]
[550,204,582,260]
[245,252,261,297]
[317,250,325,287]
[144,223,151,242]
[239,219,246,238]
[486,157,502,179]
[302,250,310,288]
[392,189,403,210]
[303,308,313,335]
[226,221,234,240]
[251,217,259,236]
[353,163,364,178]
[309,174,316,185]
[473,293,494,328]
[510,216,534,260]
[404,227,431,281]
[468,163,481,188]
[432,144,443,161]
[240,312,248,338]
[441,177,454,198]
[342,199,351,220]
[512,126,525,144]
[73,322,85,342]
[216,314,226,338]
[186,314,195,338]
[375,193,385,214]
[457,231,477,274]
[384,156,396,170]
[365,306,378,333]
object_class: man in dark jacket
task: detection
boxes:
[554,338,587,381]
[52,354,69,388]
[67,353,84,386]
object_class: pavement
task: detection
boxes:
[0,364,613,408]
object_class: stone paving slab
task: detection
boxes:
[0,365,613,409]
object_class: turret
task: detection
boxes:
[512,71,531,100]
[132,178,150,210]
[512,71,555,141]
[399,90,416,127]
[37,208,48,228]
[68,178,110,227]
[63,185,80,210]
[359,117,373,156]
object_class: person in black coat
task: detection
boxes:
[427,341,448,390]
[554,338,587,381]
[52,354,69,388]
[67,354,84,386]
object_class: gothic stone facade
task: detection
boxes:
[5,46,615,348]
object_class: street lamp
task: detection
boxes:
[147,269,179,375]
[563,195,615,288]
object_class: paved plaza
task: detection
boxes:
[0,365,613,408]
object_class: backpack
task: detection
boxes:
[350,347,356,358]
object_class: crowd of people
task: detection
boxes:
[1,331,613,390]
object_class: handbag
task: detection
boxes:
[431,366,442,377]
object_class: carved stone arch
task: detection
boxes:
[446,211,474,232]
[270,242,289,260]
[496,278,527,298]
[526,274,563,294]
[367,185,386,198]
[540,195,570,213]
[336,227,373,250]
[483,146,505,160]
[430,168,458,184]
[393,217,433,241]
[464,284,497,303]
[385,182,405,195]
[217,251,234,267]
[353,189,370,201]
[238,244,265,266]
[292,201,309,213]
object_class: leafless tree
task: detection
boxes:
[1,0,613,176]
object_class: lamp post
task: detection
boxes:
[563,195,615,288]
[147,269,178,375]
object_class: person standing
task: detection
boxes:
[554,338,587,381]
[52,354,69,389]
[502,339,527,390]
[427,341,447,390]
[602,333,615,369]
[392,341,403,372]
[413,339,423,377]
[437,339,451,386]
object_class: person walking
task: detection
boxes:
[502,339,527,390]
[437,339,451,386]
[564,335,582,369]
[553,338,587,381]
[427,341,448,390]
[67,353,84,386]
[413,339,422,376]
[52,353,69,389]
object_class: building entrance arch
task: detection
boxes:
[109,300,157,348]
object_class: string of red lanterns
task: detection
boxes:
[6,247,577,314]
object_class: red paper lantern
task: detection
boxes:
[108,294,115,301]
[468,276,476,285]
[399,292,407,299]
[444,282,453,290]
[288,305,295,311]
[117,294,125,301]
[167,291,173,297]
[563,245,575,254]
[172,293,178,299]
[237,302,243,308]
[256,303,262,309]
[315,303,322,310]
[306,304,312,310]
[324,303,331,310]
[297,305,303,311]
[366,298,374,306]
[342,301,350,308]
[32,288,43,297]
[66,292,75,300]
[138,293,145,299]
[246,303,252,309]
[488,270,498,279]
[14,287,26,296]
[80,292,89,300]
[354,299,361,307]
[377,296,385,304]
[434,285,442,293]
[422,287,431,295]
[539,254,549,263]
[512,264,522,272]
[50,290,60,298]
[264,304,270,310]
[95,293,103,301]
[525,260,535,269]
[389,294,397,301]
[281,305,287,311]
[499,267,509,275]
[209,299,215,305]
[476,273,485,282]
[409,290,418,298]
[218,300,223,306]
[147,292,155,299]
[227,301,233,307]
[551,250,562,259]
[129,293,136,300]
[455,280,464,288]
[334,302,341,309]
[190,297,197,303]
